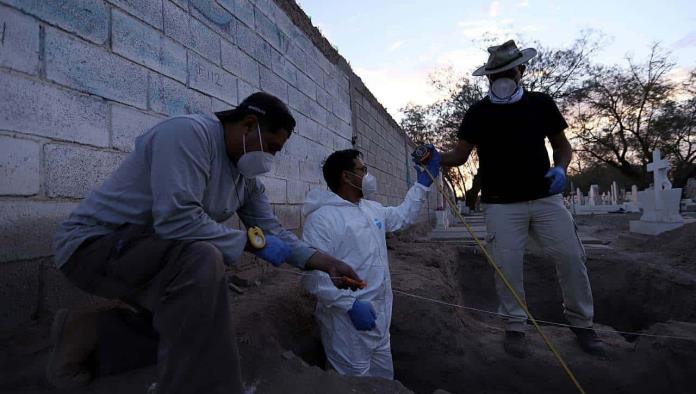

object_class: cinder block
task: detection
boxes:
[299,159,323,183]
[287,180,309,204]
[0,73,109,147]
[190,0,235,41]
[315,126,333,149]
[249,0,277,19]
[0,4,40,75]
[271,152,300,180]
[273,204,301,230]
[164,1,221,64]
[111,104,165,152]
[254,7,280,49]
[309,100,329,127]
[323,75,339,98]
[259,66,288,102]
[0,258,40,331]
[0,136,40,196]
[313,47,335,75]
[285,42,307,73]
[149,73,213,115]
[304,59,324,87]
[287,86,313,118]
[212,97,234,113]
[163,1,189,44]
[0,201,77,263]
[44,144,126,199]
[168,0,188,9]
[236,22,272,67]
[293,111,320,142]
[45,27,148,109]
[238,79,261,103]
[333,135,352,151]
[271,49,298,85]
[316,87,332,112]
[4,0,108,44]
[282,134,309,160]
[326,113,342,135]
[112,9,187,83]
[189,15,222,64]
[258,176,287,204]
[221,40,260,86]
[218,0,254,28]
[295,71,317,100]
[189,51,238,105]
[334,71,349,91]
[108,0,163,29]
[333,100,352,123]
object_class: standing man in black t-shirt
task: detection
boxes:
[419,40,605,358]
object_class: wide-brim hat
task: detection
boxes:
[472,40,537,76]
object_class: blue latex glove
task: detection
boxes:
[545,166,567,195]
[347,300,376,331]
[252,235,291,267]
[414,144,441,187]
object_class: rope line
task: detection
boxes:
[391,289,696,341]
[272,269,696,342]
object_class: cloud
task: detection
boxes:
[517,0,529,7]
[435,48,485,73]
[489,1,502,17]
[354,66,446,121]
[673,31,696,48]
[457,18,515,40]
[388,40,405,52]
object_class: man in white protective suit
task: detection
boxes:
[300,147,440,378]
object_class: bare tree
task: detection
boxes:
[569,44,696,187]
[400,33,603,207]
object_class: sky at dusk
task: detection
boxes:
[296,0,696,120]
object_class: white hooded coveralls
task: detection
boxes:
[301,183,429,378]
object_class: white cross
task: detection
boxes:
[646,149,671,191]
[646,149,671,210]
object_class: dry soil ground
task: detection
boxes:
[1,214,695,393]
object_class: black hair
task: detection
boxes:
[215,92,296,135]
[322,149,363,193]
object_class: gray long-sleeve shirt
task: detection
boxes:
[53,114,315,269]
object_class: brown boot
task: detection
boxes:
[46,308,98,388]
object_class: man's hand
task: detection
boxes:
[413,144,441,186]
[347,300,376,331]
[305,251,364,290]
[252,235,290,266]
[545,166,567,195]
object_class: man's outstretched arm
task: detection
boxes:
[440,139,475,167]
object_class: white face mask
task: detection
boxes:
[347,171,378,199]
[237,124,274,178]
[491,77,518,99]
[361,173,378,198]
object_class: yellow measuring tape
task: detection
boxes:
[421,166,586,394]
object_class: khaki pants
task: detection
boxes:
[484,194,594,332]
[61,224,243,394]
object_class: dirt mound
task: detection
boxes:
[618,222,696,276]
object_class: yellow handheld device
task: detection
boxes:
[247,226,266,249]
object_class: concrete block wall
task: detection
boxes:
[0,0,433,331]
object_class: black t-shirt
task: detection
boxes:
[458,91,568,204]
